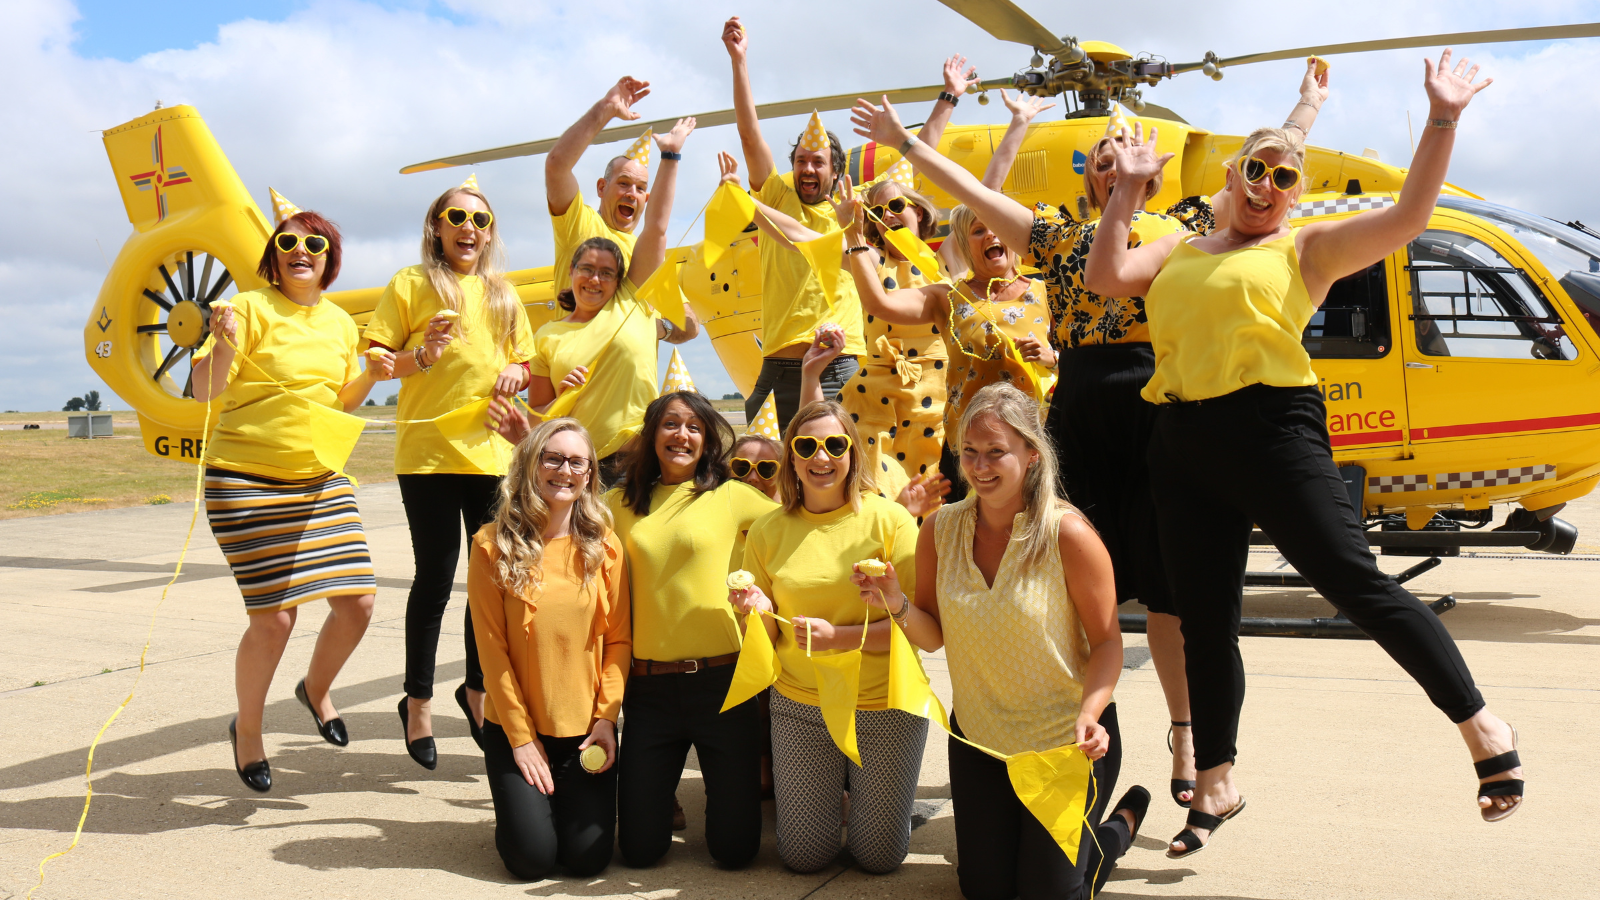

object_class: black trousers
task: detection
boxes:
[948,704,1129,900]
[617,664,763,869]
[482,721,616,880]
[745,355,860,434]
[1047,343,1173,613]
[1147,385,1486,769]
[397,473,499,699]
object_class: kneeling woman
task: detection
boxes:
[728,401,924,874]
[194,208,384,792]
[862,383,1147,899]
[607,391,778,868]
[468,418,631,879]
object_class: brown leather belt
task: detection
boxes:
[630,653,740,677]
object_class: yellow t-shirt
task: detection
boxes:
[530,289,658,459]
[606,479,779,662]
[195,288,361,480]
[756,173,866,357]
[1142,231,1318,404]
[551,189,637,295]
[742,493,919,709]
[365,265,535,475]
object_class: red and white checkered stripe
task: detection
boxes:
[1434,464,1555,490]
[1368,473,1430,494]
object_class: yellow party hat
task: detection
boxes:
[623,128,653,167]
[1104,103,1132,140]
[268,187,301,225]
[459,173,480,192]
[660,347,696,395]
[749,392,780,440]
[798,109,830,153]
[856,156,916,194]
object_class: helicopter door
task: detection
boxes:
[1402,222,1585,472]
[1302,258,1408,457]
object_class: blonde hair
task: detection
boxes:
[777,400,876,513]
[862,180,942,253]
[421,186,522,356]
[956,382,1076,571]
[1083,136,1164,213]
[490,417,613,598]
[1229,127,1307,198]
[947,204,1019,281]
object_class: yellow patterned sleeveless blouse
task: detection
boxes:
[933,495,1091,756]
[942,277,1049,443]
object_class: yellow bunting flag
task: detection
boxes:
[268,187,301,225]
[623,128,653,167]
[704,181,756,269]
[635,260,687,330]
[881,226,943,282]
[748,392,780,440]
[812,648,865,766]
[459,173,480,192]
[432,396,506,472]
[794,229,845,311]
[306,403,367,479]
[1005,745,1095,863]
[660,348,696,395]
[885,618,950,730]
[721,610,781,712]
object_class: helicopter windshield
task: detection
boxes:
[1436,195,1600,330]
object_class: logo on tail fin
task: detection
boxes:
[127,126,192,222]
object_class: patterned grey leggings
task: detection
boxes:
[769,691,929,874]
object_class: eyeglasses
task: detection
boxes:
[273,233,329,255]
[1238,156,1303,192]
[438,207,494,229]
[574,264,619,284]
[731,457,779,479]
[870,197,912,219]
[539,450,592,475]
[790,434,852,460]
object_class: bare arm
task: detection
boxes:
[628,118,695,286]
[718,150,823,245]
[1284,56,1331,141]
[657,308,699,344]
[982,91,1056,190]
[830,178,947,325]
[799,325,845,405]
[723,17,775,189]
[1298,50,1489,302]
[1059,511,1122,759]
[546,76,650,216]
[336,357,388,412]
[851,95,1033,251]
[1083,124,1185,298]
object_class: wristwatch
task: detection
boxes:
[659,150,682,161]
[938,91,960,106]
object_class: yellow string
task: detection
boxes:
[28,396,213,900]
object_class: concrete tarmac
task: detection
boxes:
[1,484,1594,899]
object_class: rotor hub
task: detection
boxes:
[166,300,207,349]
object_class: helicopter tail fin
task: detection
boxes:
[102,105,269,235]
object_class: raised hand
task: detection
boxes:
[895,472,951,519]
[487,396,530,445]
[602,76,651,122]
[717,150,743,188]
[828,174,863,231]
[1111,122,1173,187]
[803,323,845,372]
[722,16,748,61]
[1300,57,1330,108]
[422,314,454,364]
[943,54,978,98]
[1002,89,1057,124]
[850,96,911,148]
[1424,48,1491,119]
[654,116,697,155]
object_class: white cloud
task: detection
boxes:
[6,0,1600,410]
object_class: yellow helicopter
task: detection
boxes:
[86,1,1600,586]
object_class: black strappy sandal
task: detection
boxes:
[1168,721,1195,808]
[1475,725,1523,823]
[1166,796,1246,859]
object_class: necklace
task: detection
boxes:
[946,276,1027,361]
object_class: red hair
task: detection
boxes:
[257,210,343,289]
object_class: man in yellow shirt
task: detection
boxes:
[723,16,864,431]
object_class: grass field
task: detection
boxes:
[0,409,400,520]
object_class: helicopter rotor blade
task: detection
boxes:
[399,78,1012,173]
[935,0,1065,54]
[1172,22,1600,74]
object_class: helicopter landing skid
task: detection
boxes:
[1117,529,1541,639]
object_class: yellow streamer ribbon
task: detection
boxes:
[876,220,944,283]
[704,181,756,269]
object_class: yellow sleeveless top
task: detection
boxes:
[1141,230,1318,404]
[944,278,1049,438]
[933,496,1090,756]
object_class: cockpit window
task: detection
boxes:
[1408,228,1579,361]
[1436,196,1600,333]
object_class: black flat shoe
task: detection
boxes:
[1111,785,1152,839]
[229,717,272,793]
[1167,796,1246,859]
[1168,720,1195,808]
[398,696,437,770]
[296,678,349,747]
[1475,724,1524,823]
[455,683,485,751]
